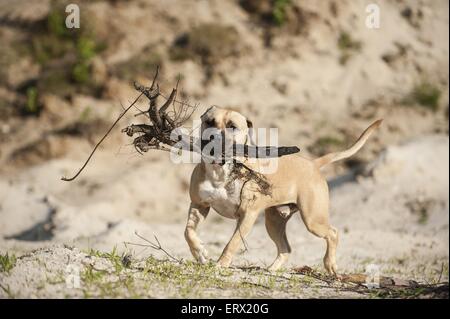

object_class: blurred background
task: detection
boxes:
[0,0,448,296]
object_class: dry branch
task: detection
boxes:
[124,231,182,263]
[61,67,300,195]
[122,68,300,160]
[293,265,449,298]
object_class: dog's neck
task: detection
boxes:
[202,161,234,185]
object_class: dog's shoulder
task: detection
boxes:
[189,163,207,205]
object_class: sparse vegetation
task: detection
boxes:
[29,2,107,100]
[337,31,362,65]
[406,82,441,112]
[239,0,297,27]
[309,135,346,156]
[405,199,436,225]
[25,87,39,114]
[0,253,17,273]
[113,47,163,82]
[170,23,240,67]
[272,0,291,26]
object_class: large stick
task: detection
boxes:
[61,93,144,182]
[61,68,300,182]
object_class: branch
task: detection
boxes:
[124,231,182,263]
[61,92,144,181]
[61,66,300,183]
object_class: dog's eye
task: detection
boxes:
[226,122,237,130]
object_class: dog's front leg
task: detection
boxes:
[217,210,260,267]
[185,203,210,264]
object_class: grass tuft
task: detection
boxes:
[409,82,441,111]
[0,253,17,273]
[337,32,362,65]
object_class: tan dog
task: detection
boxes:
[185,106,382,275]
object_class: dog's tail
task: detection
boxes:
[314,119,383,169]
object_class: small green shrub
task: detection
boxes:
[47,5,71,38]
[0,253,17,273]
[170,23,240,66]
[29,2,107,99]
[338,32,362,51]
[272,0,291,26]
[76,37,98,60]
[337,32,362,65]
[114,47,162,81]
[25,87,39,113]
[72,61,91,84]
[239,0,295,27]
[410,82,441,111]
[309,135,346,156]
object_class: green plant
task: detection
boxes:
[338,32,362,51]
[0,253,17,273]
[30,2,107,98]
[239,0,299,28]
[272,0,291,26]
[114,48,162,81]
[47,5,71,38]
[81,264,106,284]
[170,23,239,66]
[337,32,362,65]
[26,87,39,113]
[309,135,345,156]
[76,37,97,60]
[72,61,91,84]
[316,136,344,147]
[410,82,441,111]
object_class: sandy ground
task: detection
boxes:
[0,134,448,298]
[0,0,448,298]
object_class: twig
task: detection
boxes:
[61,93,144,181]
[124,231,182,263]
[62,66,300,183]
[437,262,444,284]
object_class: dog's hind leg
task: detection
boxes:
[265,207,293,271]
[185,203,210,264]
[297,184,339,277]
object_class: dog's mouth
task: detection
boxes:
[200,130,235,165]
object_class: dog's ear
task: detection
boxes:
[246,119,253,129]
[201,105,218,121]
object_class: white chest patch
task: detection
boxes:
[198,165,243,219]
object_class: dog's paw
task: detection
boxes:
[216,256,232,268]
[195,248,209,264]
[267,265,279,273]
[324,259,339,279]
[198,254,208,264]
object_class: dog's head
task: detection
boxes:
[200,105,253,146]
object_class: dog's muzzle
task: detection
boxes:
[201,130,232,165]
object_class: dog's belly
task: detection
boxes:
[198,179,242,219]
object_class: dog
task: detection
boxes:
[184,105,382,275]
